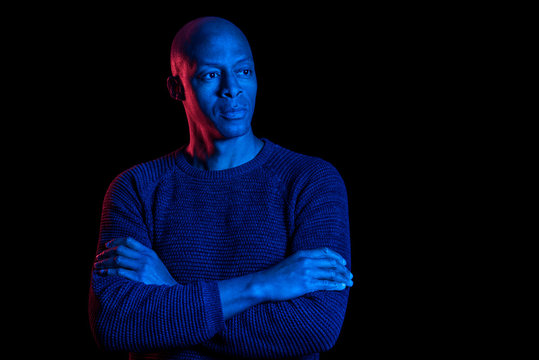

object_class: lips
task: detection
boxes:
[220,108,248,120]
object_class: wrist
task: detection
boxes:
[246,271,269,303]
[218,272,268,320]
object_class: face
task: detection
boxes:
[180,29,257,139]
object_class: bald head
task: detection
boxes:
[170,17,253,76]
[166,16,258,143]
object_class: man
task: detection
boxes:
[89,16,353,359]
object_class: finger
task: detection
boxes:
[307,257,346,270]
[308,267,354,287]
[302,257,351,279]
[300,247,347,265]
[106,237,150,253]
[96,244,143,261]
[97,267,139,282]
[308,279,348,292]
[94,256,141,271]
[316,258,353,280]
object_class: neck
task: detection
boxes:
[185,128,263,171]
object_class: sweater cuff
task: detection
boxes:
[200,281,226,336]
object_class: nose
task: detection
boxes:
[219,72,242,98]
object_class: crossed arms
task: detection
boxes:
[89,164,352,357]
[95,237,352,321]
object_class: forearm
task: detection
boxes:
[211,247,352,358]
[218,247,352,321]
[218,272,266,320]
[89,275,225,352]
[204,288,350,358]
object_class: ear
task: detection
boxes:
[167,75,185,101]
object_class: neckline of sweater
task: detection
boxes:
[174,138,274,180]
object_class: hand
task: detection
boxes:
[254,247,353,302]
[94,237,178,286]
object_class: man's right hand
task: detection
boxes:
[254,247,353,302]
[218,247,353,319]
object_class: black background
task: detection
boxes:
[20,3,472,359]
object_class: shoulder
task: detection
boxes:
[263,140,346,195]
[105,149,180,201]
[265,140,344,182]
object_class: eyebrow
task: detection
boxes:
[197,57,253,68]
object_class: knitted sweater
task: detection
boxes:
[89,138,351,360]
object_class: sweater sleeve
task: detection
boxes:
[203,160,351,358]
[88,171,226,352]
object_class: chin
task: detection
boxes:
[218,123,253,139]
[213,115,252,138]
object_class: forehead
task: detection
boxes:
[187,30,253,67]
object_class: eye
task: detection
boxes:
[200,71,221,80]
[238,69,253,78]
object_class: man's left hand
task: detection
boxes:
[94,237,178,286]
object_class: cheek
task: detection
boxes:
[245,82,258,106]
[187,87,217,115]
[251,83,258,99]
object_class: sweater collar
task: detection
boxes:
[174,138,273,180]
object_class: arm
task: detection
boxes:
[204,162,352,358]
[95,161,352,357]
[88,174,225,352]
[95,237,352,323]
[217,247,352,320]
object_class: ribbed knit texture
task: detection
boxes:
[89,139,351,359]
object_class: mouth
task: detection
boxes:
[220,108,248,120]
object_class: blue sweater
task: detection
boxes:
[89,139,351,359]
